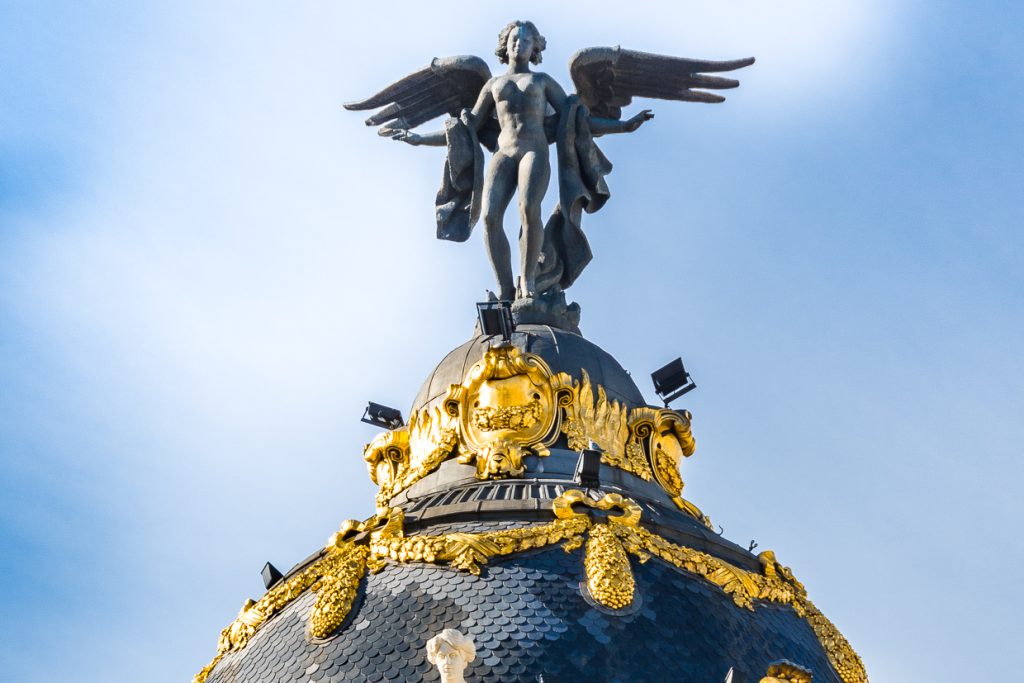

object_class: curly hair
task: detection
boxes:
[426,629,476,665]
[495,20,546,65]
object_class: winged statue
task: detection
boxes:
[346,20,753,316]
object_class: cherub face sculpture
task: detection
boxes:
[426,629,476,683]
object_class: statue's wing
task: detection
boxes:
[569,47,754,119]
[344,55,491,135]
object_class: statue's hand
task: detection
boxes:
[390,129,423,146]
[625,109,654,132]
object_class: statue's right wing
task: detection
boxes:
[344,56,491,136]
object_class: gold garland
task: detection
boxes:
[370,513,590,575]
[194,494,867,683]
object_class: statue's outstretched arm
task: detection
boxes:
[345,55,494,147]
[396,79,496,147]
[588,110,654,136]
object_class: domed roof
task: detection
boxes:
[411,325,645,416]
[194,328,867,683]
[201,520,845,683]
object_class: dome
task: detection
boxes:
[193,328,867,683]
[411,325,646,416]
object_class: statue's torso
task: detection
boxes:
[490,71,552,155]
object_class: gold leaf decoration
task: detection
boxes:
[584,523,635,609]
[444,345,566,479]
[761,661,814,683]
[369,515,590,575]
[308,544,369,639]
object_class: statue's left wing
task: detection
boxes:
[344,55,491,136]
[569,47,754,119]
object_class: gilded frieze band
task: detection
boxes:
[194,493,867,683]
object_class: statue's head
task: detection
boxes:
[426,628,476,683]
[496,20,546,65]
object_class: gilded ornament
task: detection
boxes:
[552,489,642,526]
[193,512,391,683]
[611,522,761,609]
[671,495,714,530]
[761,661,813,683]
[559,371,643,476]
[370,511,590,575]
[360,350,705,513]
[798,601,867,683]
[363,405,458,505]
[552,490,643,609]
[363,429,411,502]
[445,344,569,478]
[627,406,695,497]
[583,523,636,609]
[216,599,266,654]
[308,543,369,639]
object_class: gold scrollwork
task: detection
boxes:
[361,347,704,515]
[363,429,410,502]
[646,408,696,497]
[552,489,643,526]
[363,405,458,506]
[445,344,568,479]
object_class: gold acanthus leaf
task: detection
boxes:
[560,370,653,480]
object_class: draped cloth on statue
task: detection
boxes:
[434,95,612,294]
[434,110,485,243]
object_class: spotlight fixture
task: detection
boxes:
[476,300,514,341]
[573,440,602,490]
[651,357,696,406]
[261,562,284,590]
[361,401,404,430]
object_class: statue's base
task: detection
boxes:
[511,287,581,335]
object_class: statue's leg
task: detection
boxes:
[517,150,551,298]
[481,152,518,301]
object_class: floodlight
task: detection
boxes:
[476,300,514,341]
[262,562,284,590]
[651,357,696,406]
[574,440,602,490]
[361,401,404,430]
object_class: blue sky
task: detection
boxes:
[1,1,1021,681]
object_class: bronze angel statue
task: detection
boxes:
[347,20,753,310]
